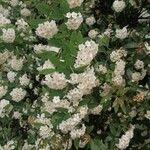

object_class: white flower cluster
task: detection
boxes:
[33,44,60,54]
[131,59,146,82]
[112,0,126,12]
[0,13,10,26]
[37,60,55,71]
[96,64,107,74]
[134,59,144,70]
[2,28,15,43]
[0,4,9,17]
[86,16,96,26]
[59,106,88,136]
[9,0,19,7]
[116,125,135,150]
[0,99,10,118]
[43,96,70,114]
[7,71,17,82]
[10,88,26,102]
[20,8,31,17]
[115,27,128,40]
[89,105,103,115]
[88,29,98,39]
[67,68,98,106]
[145,111,150,120]
[74,40,99,68]
[0,86,7,99]
[39,125,53,139]
[43,72,68,90]
[131,70,146,82]
[66,12,83,30]
[19,74,30,86]
[67,0,84,8]
[70,124,86,139]
[15,18,29,31]
[9,56,24,71]
[110,48,127,86]
[36,21,58,39]
[110,48,127,62]
[113,59,126,86]
[0,140,15,150]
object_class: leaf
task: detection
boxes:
[123,42,138,49]
[36,2,51,16]
[39,69,55,75]
[99,35,110,47]
[48,0,69,20]
[27,18,46,28]
[51,112,70,129]
[90,139,107,150]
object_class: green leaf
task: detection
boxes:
[36,2,51,16]
[99,35,110,47]
[27,18,46,28]
[39,69,55,75]
[123,42,138,49]
[90,139,107,150]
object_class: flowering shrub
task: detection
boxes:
[0,0,150,149]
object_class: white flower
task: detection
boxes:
[0,86,7,99]
[35,21,58,39]
[67,0,84,8]
[7,71,17,82]
[37,60,55,71]
[89,105,103,115]
[114,60,126,76]
[2,28,15,43]
[66,88,83,106]
[9,56,24,71]
[20,8,31,16]
[116,27,128,40]
[70,124,86,139]
[33,44,60,54]
[13,111,21,119]
[43,72,67,90]
[65,12,83,30]
[69,73,80,84]
[77,68,98,95]
[145,111,150,120]
[97,65,107,74]
[59,113,81,133]
[10,88,26,102]
[19,74,30,86]
[113,0,126,12]
[110,48,127,62]
[52,96,60,103]
[116,125,135,149]
[0,5,10,17]
[134,60,144,70]
[86,16,96,26]
[39,125,53,139]
[10,0,19,7]
[74,40,98,68]
[144,42,150,54]
[88,29,98,39]
[0,99,10,118]
[1,140,15,150]
[112,75,125,86]
[0,13,11,26]
[15,18,29,31]
[131,72,141,82]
